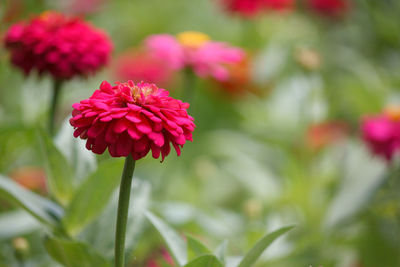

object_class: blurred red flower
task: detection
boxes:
[70,81,195,161]
[307,121,349,150]
[362,106,400,161]
[308,0,350,17]
[113,49,174,87]
[221,0,293,17]
[4,11,112,80]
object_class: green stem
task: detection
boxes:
[115,155,136,267]
[49,79,63,136]
[182,68,196,104]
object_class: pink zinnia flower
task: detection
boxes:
[70,81,195,161]
[308,0,350,17]
[4,11,112,80]
[145,31,244,81]
[362,107,400,161]
[113,49,174,86]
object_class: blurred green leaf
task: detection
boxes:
[214,240,228,264]
[0,175,63,227]
[0,210,41,239]
[82,179,151,257]
[63,159,124,236]
[183,255,223,267]
[237,226,294,267]
[55,119,97,183]
[324,142,386,228]
[45,236,110,267]
[145,211,188,266]
[37,130,74,205]
[187,234,211,260]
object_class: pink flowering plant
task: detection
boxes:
[0,1,400,267]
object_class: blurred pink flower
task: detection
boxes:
[113,48,174,86]
[146,248,174,267]
[263,0,294,11]
[70,80,195,161]
[145,31,244,81]
[362,114,400,161]
[308,0,350,17]
[4,11,112,80]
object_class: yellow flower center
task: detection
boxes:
[176,31,210,48]
[384,105,400,121]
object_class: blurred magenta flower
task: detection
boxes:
[145,31,244,81]
[70,80,195,161]
[4,11,112,80]
[308,0,350,17]
[113,48,174,86]
[220,0,294,17]
[362,106,400,161]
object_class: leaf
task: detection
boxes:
[81,179,151,257]
[54,119,97,183]
[214,240,228,264]
[237,226,294,267]
[63,159,124,236]
[324,142,386,228]
[45,236,110,267]
[0,175,64,227]
[37,129,74,205]
[187,234,211,260]
[145,211,187,266]
[0,210,41,239]
[183,255,223,267]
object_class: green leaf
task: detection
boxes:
[0,175,63,227]
[81,179,151,257]
[237,226,294,267]
[37,130,74,205]
[214,240,228,264]
[0,210,41,239]
[63,159,124,236]
[187,234,211,260]
[183,255,223,267]
[45,236,110,267]
[55,119,97,182]
[145,211,187,266]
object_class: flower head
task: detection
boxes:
[145,32,244,81]
[308,0,350,17]
[113,48,173,86]
[220,0,293,17]
[4,11,112,80]
[362,107,400,161]
[70,81,195,161]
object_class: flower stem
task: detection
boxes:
[183,68,196,104]
[115,155,136,267]
[49,79,63,136]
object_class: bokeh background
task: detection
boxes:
[1,0,400,266]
